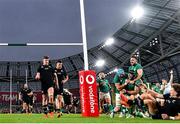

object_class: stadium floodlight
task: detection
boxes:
[131,6,144,19]
[95,59,105,67]
[105,38,114,46]
[113,68,118,72]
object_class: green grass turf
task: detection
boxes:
[0,114,180,123]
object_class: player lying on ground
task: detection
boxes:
[136,82,180,120]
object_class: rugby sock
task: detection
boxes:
[48,103,54,113]
[42,105,48,114]
[56,109,61,113]
[21,109,26,113]
[108,104,114,112]
[127,107,133,115]
[142,105,147,113]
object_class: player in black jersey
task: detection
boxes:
[54,60,69,118]
[72,96,79,114]
[136,83,180,120]
[35,56,59,118]
[19,83,33,113]
[63,89,73,114]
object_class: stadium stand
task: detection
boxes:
[0,0,179,115]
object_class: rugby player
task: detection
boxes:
[35,56,59,118]
[97,72,114,118]
[54,60,69,118]
[19,83,33,113]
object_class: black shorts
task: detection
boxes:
[152,113,162,119]
[54,87,63,96]
[64,97,71,105]
[29,96,33,106]
[22,97,30,104]
[73,103,78,107]
[22,97,32,105]
[152,102,163,119]
[163,94,170,99]
[41,82,54,94]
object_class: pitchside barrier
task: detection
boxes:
[0,0,99,117]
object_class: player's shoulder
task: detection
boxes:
[105,79,109,82]
[54,68,58,71]
[20,88,24,92]
[136,63,143,68]
[113,74,118,78]
[28,88,32,91]
[38,65,44,69]
[113,74,119,83]
[48,64,54,68]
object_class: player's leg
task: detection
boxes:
[103,92,114,118]
[56,94,63,117]
[47,87,54,117]
[41,84,49,117]
[143,99,160,119]
[42,93,48,117]
[22,102,28,113]
[120,93,130,108]
[113,93,126,117]
[104,92,113,112]
[99,92,104,113]
[114,93,121,112]
[28,96,33,113]
[74,105,77,114]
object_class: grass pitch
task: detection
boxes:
[0,114,180,123]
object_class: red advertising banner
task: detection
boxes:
[79,70,99,117]
[0,92,42,104]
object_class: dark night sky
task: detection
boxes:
[0,0,142,61]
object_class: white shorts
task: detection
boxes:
[115,93,121,107]
[99,92,111,100]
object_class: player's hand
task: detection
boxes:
[62,80,66,84]
[126,79,130,83]
[100,82,105,86]
[170,70,173,74]
[35,75,40,80]
[121,89,126,94]
[162,114,169,120]
[129,80,135,84]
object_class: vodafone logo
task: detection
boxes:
[79,76,84,84]
[86,75,95,84]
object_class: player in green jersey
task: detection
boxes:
[113,68,129,117]
[152,83,162,94]
[128,56,146,86]
[113,68,141,118]
[97,72,114,117]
